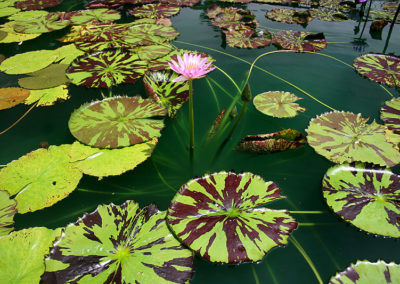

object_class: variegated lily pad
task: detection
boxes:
[329,260,400,284]
[381,97,400,135]
[66,50,147,88]
[24,85,69,106]
[167,171,298,263]
[306,111,400,167]
[0,145,83,213]
[210,7,258,31]
[18,64,69,90]
[159,0,200,6]
[69,96,167,148]
[353,54,400,87]
[0,21,40,43]
[323,163,400,238]
[273,30,327,52]
[144,70,189,117]
[133,44,173,61]
[223,29,272,48]
[12,12,70,34]
[42,201,194,283]
[129,3,180,19]
[309,8,348,21]
[236,129,307,153]
[253,91,306,118]
[0,191,16,236]
[14,0,61,10]
[123,23,179,46]
[0,87,30,110]
[68,8,121,25]
[265,8,312,24]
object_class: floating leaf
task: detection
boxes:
[210,6,258,30]
[167,171,297,263]
[68,8,120,25]
[0,145,83,213]
[253,91,306,118]
[353,53,400,87]
[69,96,167,148]
[0,6,20,18]
[159,0,200,6]
[382,2,399,13]
[273,30,327,52]
[42,201,194,283]
[236,129,307,153]
[69,138,158,177]
[12,12,70,34]
[0,227,62,283]
[54,43,85,65]
[18,64,69,90]
[14,0,61,10]
[143,70,189,117]
[223,29,271,48]
[323,163,400,238]
[265,8,312,24]
[133,44,173,61]
[0,87,30,110]
[0,21,40,43]
[0,191,16,236]
[381,97,400,135]
[0,49,57,75]
[60,22,130,43]
[123,23,179,46]
[329,260,400,284]
[309,8,348,21]
[7,9,48,21]
[306,111,400,167]
[66,50,147,88]
[129,3,180,19]
[24,85,69,106]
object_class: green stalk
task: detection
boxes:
[383,2,400,54]
[225,101,248,142]
[188,79,194,161]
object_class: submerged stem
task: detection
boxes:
[251,265,260,284]
[188,79,194,162]
[290,211,328,214]
[0,102,37,135]
[265,262,279,284]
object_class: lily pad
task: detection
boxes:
[24,85,69,106]
[7,9,47,21]
[381,97,400,135]
[167,171,298,263]
[0,21,40,43]
[235,129,307,153]
[273,30,327,52]
[0,145,83,213]
[253,91,306,118]
[69,138,158,177]
[133,43,173,61]
[18,64,69,90]
[42,201,194,283]
[210,7,258,30]
[14,0,61,10]
[68,8,121,25]
[123,23,179,46]
[382,2,399,13]
[129,3,180,19]
[12,12,70,34]
[323,163,400,238]
[69,96,167,148]
[60,23,130,43]
[306,111,400,167]
[66,50,147,88]
[353,54,400,87]
[0,191,16,236]
[0,87,30,110]
[159,0,200,6]
[223,29,272,48]
[265,8,312,24]
[329,260,400,284]
[309,8,348,21]
[54,43,85,65]
[0,227,62,284]
[0,6,20,18]
[143,70,189,117]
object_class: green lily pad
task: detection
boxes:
[68,8,121,25]
[0,6,20,17]
[129,3,180,19]
[309,8,348,21]
[273,30,327,52]
[167,171,297,263]
[69,96,167,149]
[0,87,30,110]
[123,23,179,46]
[42,201,194,283]
[0,191,16,236]
[66,49,147,88]
[265,8,312,24]
[0,227,62,284]
[143,70,189,117]
[133,44,173,61]
[381,97,400,135]
[24,85,69,106]
[253,91,306,118]
[329,260,400,284]
[323,163,400,238]
[223,29,272,48]
[14,0,61,10]
[13,12,70,34]
[0,49,57,75]
[235,129,307,153]
[54,44,85,65]
[353,53,400,87]
[69,138,158,177]
[18,64,69,90]
[0,22,40,43]
[0,145,83,213]
[7,9,47,21]
[306,111,400,167]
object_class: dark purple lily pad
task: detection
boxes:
[265,8,312,24]
[381,97,400,134]
[309,8,348,21]
[273,30,327,52]
[129,3,180,19]
[69,96,167,148]
[223,29,272,48]
[14,0,60,10]
[236,129,307,154]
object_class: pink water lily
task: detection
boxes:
[168,53,216,82]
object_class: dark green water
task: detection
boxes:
[0,1,400,283]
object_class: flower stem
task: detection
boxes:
[188,79,194,161]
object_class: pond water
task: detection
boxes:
[0,0,400,283]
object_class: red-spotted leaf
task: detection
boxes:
[223,29,271,48]
[353,53,400,87]
[69,96,167,148]
[129,3,180,19]
[306,111,400,167]
[253,91,306,118]
[42,201,194,283]
[236,129,307,154]
[381,97,400,135]
[309,8,348,21]
[67,8,121,25]
[273,30,327,52]
[167,171,298,263]
[265,8,312,24]
[329,260,400,283]
[14,0,60,10]
[323,163,400,238]
[66,50,147,88]
[0,191,16,236]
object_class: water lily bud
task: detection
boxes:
[241,83,252,102]
[230,106,238,119]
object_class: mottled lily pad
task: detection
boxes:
[143,70,189,117]
[66,50,147,88]
[14,0,61,10]
[0,87,30,110]
[381,97,400,135]
[69,96,167,148]
[223,29,271,48]
[323,163,400,238]
[18,64,69,90]
[129,3,180,19]
[0,145,83,213]
[167,171,297,263]
[236,129,307,153]
[210,7,258,30]
[309,8,348,21]
[24,85,69,106]
[306,111,400,167]
[329,260,400,284]
[12,12,70,34]
[0,21,40,43]
[69,138,158,177]
[0,227,62,283]
[159,0,200,6]
[0,191,16,236]
[253,91,306,118]
[123,23,179,46]
[42,201,194,283]
[266,8,312,24]
[353,54,400,87]
[68,8,121,25]
[133,44,173,61]
[273,30,327,52]
[60,23,130,43]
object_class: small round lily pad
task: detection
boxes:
[273,30,327,52]
[253,91,306,118]
[0,87,30,110]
